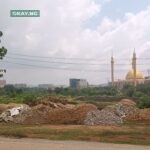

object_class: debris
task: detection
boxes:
[84,99,138,125]
[0,105,31,123]
[0,98,146,125]
[84,110,123,126]
[0,103,28,113]
[22,104,97,125]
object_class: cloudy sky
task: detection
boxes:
[0,0,150,86]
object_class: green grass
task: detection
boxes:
[0,93,78,105]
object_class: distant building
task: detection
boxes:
[110,50,150,89]
[70,79,88,89]
[38,84,54,90]
[14,84,27,89]
[0,80,6,88]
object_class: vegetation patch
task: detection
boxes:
[0,123,149,145]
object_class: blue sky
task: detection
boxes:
[101,0,150,17]
[84,0,150,29]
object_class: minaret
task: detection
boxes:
[132,49,137,87]
[111,54,114,87]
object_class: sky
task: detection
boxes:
[0,0,150,85]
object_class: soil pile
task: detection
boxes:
[0,98,149,125]
[23,103,97,124]
[0,103,28,114]
[84,99,138,125]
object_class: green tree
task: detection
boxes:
[136,84,150,96]
[0,31,7,59]
[0,31,7,78]
[122,84,135,97]
[137,96,150,109]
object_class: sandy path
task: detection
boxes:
[0,137,149,150]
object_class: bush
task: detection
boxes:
[122,84,135,97]
[137,96,150,109]
[136,84,150,96]
[22,94,38,106]
[53,87,118,97]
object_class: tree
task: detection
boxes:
[0,31,7,58]
[122,84,135,97]
[0,31,7,78]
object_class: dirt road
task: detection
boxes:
[0,137,149,150]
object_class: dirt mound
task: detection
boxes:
[0,103,29,114]
[0,97,79,124]
[84,99,138,125]
[0,98,148,125]
[119,99,136,107]
[23,104,97,125]
[138,108,150,121]
[126,108,150,121]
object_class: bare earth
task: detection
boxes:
[0,137,150,150]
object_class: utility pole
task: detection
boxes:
[111,55,114,87]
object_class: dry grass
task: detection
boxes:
[0,122,149,145]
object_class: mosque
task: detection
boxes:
[111,50,150,89]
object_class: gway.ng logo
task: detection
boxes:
[10,10,40,17]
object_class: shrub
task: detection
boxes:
[22,94,38,106]
[137,96,150,109]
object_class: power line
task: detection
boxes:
[7,52,150,62]
[2,52,150,73]
[1,60,133,72]
[8,52,107,61]
[8,52,133,61]
[5,56,133,66]
[5,56,150,66]
[5,56,110,66]
[1,60,108,72]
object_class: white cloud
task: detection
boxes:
[0,0,150,85]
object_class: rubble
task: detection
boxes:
[103,103,137,119]
[84,99,138,125]
[0,103,28,113]
[0,98,144,125]
[0,105,31,123]
[84,110,123,125]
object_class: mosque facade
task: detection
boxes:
[111,50,150,89]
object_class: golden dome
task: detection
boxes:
[126,69,144,80]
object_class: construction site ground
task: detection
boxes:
[0,121,149,145]
[0,97,150,145]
